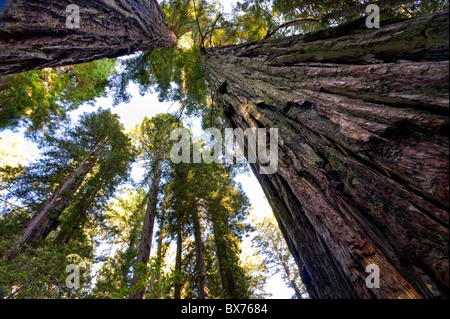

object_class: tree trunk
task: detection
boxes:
[202,12,449,299]
[55,178,105,247]
[4,140,107,259]
[129,160,163,299]
[211,210,240,298]
[174,216,183,300]
[0,0,176,76]
[154,208,167,297]
[192,207,209,299]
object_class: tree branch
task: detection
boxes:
[265,17,320,39]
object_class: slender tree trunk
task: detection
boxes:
[3,140,107,259]
[174,216,183,300]
[0,0,176,76]
[203,12,449,298]
[129,160,163,299]
[192,207,209,299]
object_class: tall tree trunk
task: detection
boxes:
[192,207,209,299]
[211,209,240,298]
[154,207,168,298]
[0,0,176,76]
[129,160,163,299]
[202,12,449,299]
[3,140,107,259]
[174,216,184,300]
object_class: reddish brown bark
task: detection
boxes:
[203,12,449,298]
[0,0,176,76]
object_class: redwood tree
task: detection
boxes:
[202,12,449,298]
[0,0,176,76]
[3,109,133,259]
[129,114,180,299]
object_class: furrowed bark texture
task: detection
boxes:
[0,0,176,76]
[203,12,449,299]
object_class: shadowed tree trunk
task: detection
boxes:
[0,0,176,76]
[129,159,163,299]
[203,12,449,299]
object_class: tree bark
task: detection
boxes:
[192,207,209,299]
[202,12,449,299]
[129,160,163,299]
[0,0,176,76]
[3,140,107,259]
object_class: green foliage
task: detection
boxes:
[252,215,308,299]
[0,59,116,134]
[2,108,134,215]
[163,156,254,299]
[3,0,443,300]
[0,109,134,298]
[112,46,209,117]
[0,239,94,299]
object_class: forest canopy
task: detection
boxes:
[0,0,448,300]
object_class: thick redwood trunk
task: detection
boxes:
[129,160,163,299]
[192,208,209,299]
[203,12,449,298]
[4,141,106,259]
[0,0,176,76]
